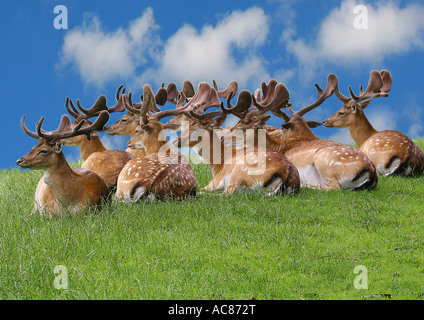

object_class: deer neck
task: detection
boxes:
[348,112,378,149]
[79,136,107,160]
[194,129,231,176]
[144,139,170,156]
[43,152,78,204]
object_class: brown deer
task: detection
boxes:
[323,70,424,176]
[16,112,112,216]
[106,82,191,158]
[173,82,300,195]
[222,76,378,190]
[63,95,133,189]
[114,84,198,202]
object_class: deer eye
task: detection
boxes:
[338,112,344,116]
[121,119,127,123]
[38,149,48,155]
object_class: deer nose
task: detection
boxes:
[16,157,25,166]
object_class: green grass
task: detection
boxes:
[1,144,424,300]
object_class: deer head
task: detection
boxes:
[123,82,219,154]
[270,73,338,139]
[323,70,392,128]
[105,84,169,136]
[17,111,110,169]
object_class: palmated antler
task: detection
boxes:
[21,111,110,142]
[334,70,392,108]
[168,82,220,120]
[348,69,392,102]
[213,80,238,99]
[220,90,252,118]
[166,80,195,105]
[250,82,290,121]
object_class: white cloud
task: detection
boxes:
[286,0,424,72]
[59,8,159,88]
[59,7,269,90]
[135,7,270,88]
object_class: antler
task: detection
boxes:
[250,82,290,120]
[122,82,212,123]
[348,70,386,102]
[166,80,195,105]
[220,90,252,118]
[334,69,392,106]
[66,95,108,123]
[21,111,110,142]
[157,82,221,121]
[66,85,126,123]
[294,73,338,117]
[122,84,159,124]
[213,80,238,99]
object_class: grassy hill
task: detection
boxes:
[0,140,424,300]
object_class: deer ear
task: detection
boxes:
[55,140,63,153]
[350,104,358,114]
[359,100,372,109]
[141,124,153,132]
[260,115,271,123]
[281,122,295,130]
[307,121,322,128]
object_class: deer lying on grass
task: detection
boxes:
[173,82,300,195]
[222,76,378,190]
[63,95,133,189]
[16,111,112,216]
[114,84,198,202]
[323,70,424,176]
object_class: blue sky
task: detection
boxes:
[2,0,424,169]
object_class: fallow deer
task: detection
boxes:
[323,70,424,176]
[16,111,112,216]
[115,84,198,202]
[174,82,300,195]
[63,95,133,189]
[222,76,378,190]
[105,82,193,158]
